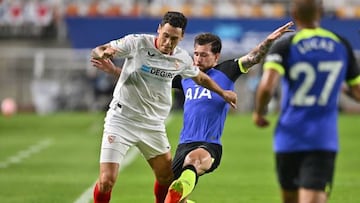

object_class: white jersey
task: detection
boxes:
[109,34,199,122]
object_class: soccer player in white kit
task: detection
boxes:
[91,11,238,203]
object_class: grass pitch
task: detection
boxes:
[0,111,359,203]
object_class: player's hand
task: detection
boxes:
[91,58,118,76]
[252,112,270,128]
[266,21,294,41]
[223,90,237,109]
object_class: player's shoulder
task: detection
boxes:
[123,33,154,42]
[173,46,193,64]
[117,34,156,50]
[215,59,238,71]
[173,45,189,55]
[213,59,242,81]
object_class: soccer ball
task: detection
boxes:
[1,98,17,117]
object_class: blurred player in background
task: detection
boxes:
[253,0,360,203]
[92,21,293,203]
[90,11,237,203]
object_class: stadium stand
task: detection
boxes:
[1,0,360,20]
[1,0,359,113]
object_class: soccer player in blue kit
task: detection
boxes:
[91,21,293,203]
[163,22,293,203]
[253,0,360,203]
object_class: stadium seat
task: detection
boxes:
[103,4,121,17]
[180,3,192,17]
[201,3,214,17]
[261,3,286,18]
[65,3,78,16]
[87,3,100,16]
[335,6,356,18]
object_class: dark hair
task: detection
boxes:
[160,11,188,33]
[291,0,323,23]
[194,33,222,54]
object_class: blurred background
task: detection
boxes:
[1,0,360,115]
[1,1,360,202]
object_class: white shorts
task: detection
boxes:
[99,103,171,164]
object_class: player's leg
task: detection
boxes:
[166,165,198,203]
[94,162,119,203]
[298,151,336,203]
[178,148,212,200]
[139,127,173,203]
[94,104,134,203]
[276,152,302,203]
[94,137,131,203]
[166,143,221,203]
[298,188,327,203]
[148,151,173,203]
[280,190,298,203]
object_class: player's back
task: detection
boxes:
[274,28,350,152]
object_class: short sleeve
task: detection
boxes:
[263,35,293,75]
[109,34,137,57]
[178,52,200,78]
[338,35,360,85]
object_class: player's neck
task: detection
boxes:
[297,21,319,30]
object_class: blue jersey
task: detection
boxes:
[173,59,246,145]
[264,28,360,152]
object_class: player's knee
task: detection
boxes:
[99,174,116,192]
[184,153,205,169]
[156,170,173,185]
[184,153,212,174]
[184,155,200,166]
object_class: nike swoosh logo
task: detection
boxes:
[148,51,155,57]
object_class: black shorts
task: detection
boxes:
[276,151,336,193]
[172,142,222,179]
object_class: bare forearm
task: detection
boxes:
[193,72,224,97]
[255,90,272,115]
[350,85,360,102]
[193,71,237,108]
[91,43,113,59]
[255,69,281,114]
[110,67,121,78]
[240,38,273,70]
[240,21,294,70]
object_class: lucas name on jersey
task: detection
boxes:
[297,38,335,54]
[185,85,212,101]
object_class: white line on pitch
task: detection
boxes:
[0,138,53,169]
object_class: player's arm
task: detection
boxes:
[239,21,294,71]
[339,35,360,102]
[348,84,360,101]
[252,35,290,128]
[192,71,237,108]
[91,43,117,59]
[343,79,360,102]
[90,58,122,78]
[253,68,281,127]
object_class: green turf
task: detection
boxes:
[0,112,359,203]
